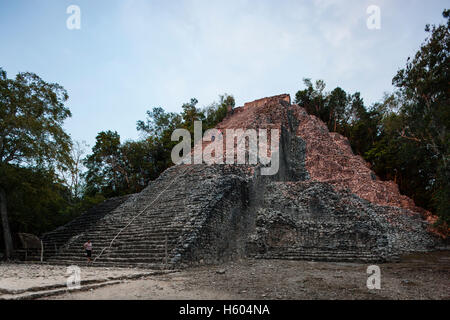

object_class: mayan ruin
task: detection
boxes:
[39,94,443,268]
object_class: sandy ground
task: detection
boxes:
[0,264,157,294]
[39,251,450,300]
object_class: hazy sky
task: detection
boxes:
[0,0,448,147]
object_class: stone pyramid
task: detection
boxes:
[41,94,441,268]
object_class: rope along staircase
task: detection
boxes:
[93,166,191,265]
[43,165,193,269]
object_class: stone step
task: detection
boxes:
[43,259,174,269]
[108,252,171,258]
[50,217,184,230]
[111,242,179,249]
[59,237,180,248]
[57,230,182,240]
[44,234,183,256]
[98,257,171,263]
[52,238,179,249]
[50,232,181,241]
[253,250,398,262]
[0,280,124,300]
[259,251,384,258]
[105,246,174,253]
[255,254,384,262]
[54,248,172,256]
[47,256,174,265]
[3,257,167,268]
[268,249,380,255]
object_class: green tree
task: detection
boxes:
[326,87,349,133]
[391,9,450,223]
[0,68,72,259]
[203,94,235,128]
[137,107,183,175]
[84,131,127,197]
[181,98,204,135]
[2,166,74,236]
[137,107,182,140]
[59,140,88,200]
[364,105,438,210]
[84,94,235,202]
[295,78,327,120]
[136,94,234,174]
[121,140,158,191]
[347,94,383,156]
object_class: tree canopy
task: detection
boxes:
[0,68,73,258]
[83,94,235,199]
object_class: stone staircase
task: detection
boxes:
[43,165,192,268]
[42,164,252,268]
[42,195,132,258]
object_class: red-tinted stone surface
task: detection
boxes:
[214,95,443,235]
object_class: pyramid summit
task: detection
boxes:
[41,94,442,268]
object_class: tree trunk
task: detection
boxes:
[0,187,14,260]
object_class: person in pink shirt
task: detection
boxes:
[83,240,93,263]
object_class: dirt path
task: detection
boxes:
[44,251,450,300]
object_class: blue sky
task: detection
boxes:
[0,0,448,148]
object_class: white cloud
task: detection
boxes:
[111,0,442,113]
